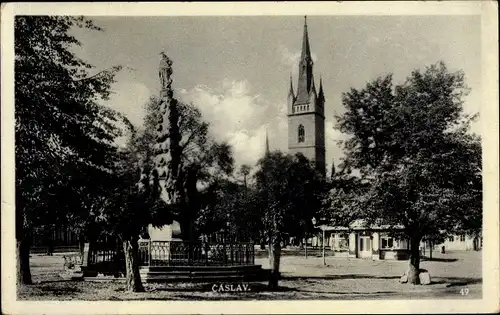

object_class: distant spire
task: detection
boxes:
[288,73,295,97]
[265,129,270,155]
[318,75,325,101]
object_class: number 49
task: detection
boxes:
[460,288,469,296]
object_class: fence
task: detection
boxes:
[138,240,255,267]
[86,242,125,274]
[84,240,255,272]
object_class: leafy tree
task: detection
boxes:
[197,178,262,243]
[335,62,481,284]
[97,127,164,292]
[196,179,241,240]
[238,184,266,243]
[254,151,324,289]
[237,164,263,242]
[179,128,234,241]
[321,165,368,229]
[15,16,123,285]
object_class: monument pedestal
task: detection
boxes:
[146,221,182,241]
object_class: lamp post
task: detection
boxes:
[304,233,308,259]
[322,226,326,266]
[312,217,327,266]
[310,218,315,259]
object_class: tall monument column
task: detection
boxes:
[155,52,181,205]
[147,52,182,241]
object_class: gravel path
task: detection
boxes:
[18,250,481,300]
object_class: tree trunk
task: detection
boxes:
[17,238,32,285]
[473,236,480,251]
[122,239,145,292]
[46,228,54,256]
[79,233,86,256]
[183,169,200,242]
[429,240,433,260]
[180,217,192,241]
[267,232,281,290]
[407,237,421,285]
[260,233,266,249]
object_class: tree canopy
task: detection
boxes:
[333,62,481,284]
[15,16,125,284]
[253,150,326,288]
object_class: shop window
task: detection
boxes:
[332,234,348,250]
[381,237,394,249]
[338,239,348,249]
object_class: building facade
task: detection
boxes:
[310,220,411,260]
[287,17,326,175]
[431,234,482,252]
[309,223,481,260]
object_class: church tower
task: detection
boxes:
[287,17,326,175]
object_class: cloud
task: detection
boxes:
[104,75,288,168]
[104,75,347,172]
[179,79,287,169]
[178,78,348,174]
[105,72,151,128]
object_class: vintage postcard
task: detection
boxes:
[1,1,498,314]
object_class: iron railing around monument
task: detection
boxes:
[138,240,255,267]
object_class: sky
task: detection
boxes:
[70,15,481,172]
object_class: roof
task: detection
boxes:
[319,219,406,232]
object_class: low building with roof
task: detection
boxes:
[310,219,410,260]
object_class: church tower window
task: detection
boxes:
[298,124,305,143]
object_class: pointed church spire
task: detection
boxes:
[301,16,311,61]
[265,129,270,155]
[288,74,294,97]
[295,16,314,105]
[330,159,336,181]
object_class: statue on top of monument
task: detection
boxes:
[159,51,173,90]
